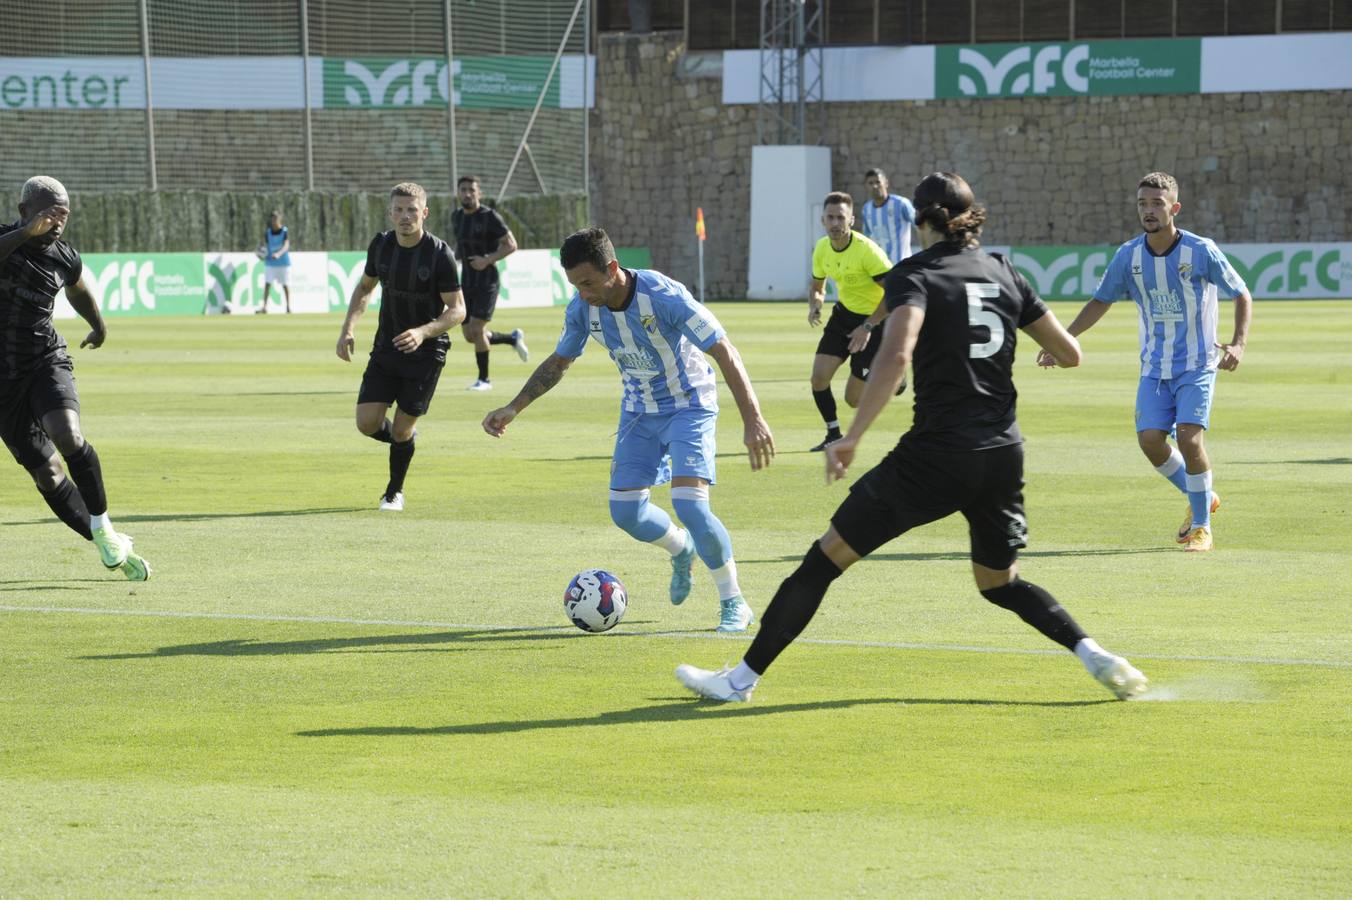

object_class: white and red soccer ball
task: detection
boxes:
[564,569,628,633]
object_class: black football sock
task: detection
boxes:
[62,442,109,518]
[476,350,490,381]
[980,578,1087,651]
[488,331,514,345]
[385,437,416,500]
[367,419,394,443]
[40,477,92,540]
[743,541,843,675]
[812,388,840,434]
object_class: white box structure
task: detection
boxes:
[746,145,832,300]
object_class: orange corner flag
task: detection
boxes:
[695,207,706,242]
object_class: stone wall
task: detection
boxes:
[589,31,1352,298]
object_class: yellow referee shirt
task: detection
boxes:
[811,231,893,315]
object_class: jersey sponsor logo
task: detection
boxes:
[686,314,716,342]
[613,347,660,377]
[1148,287,1184,320]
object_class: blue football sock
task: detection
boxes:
[1154,446,1189,494]
[1184,470,1213,530]
[609,489,676,543]
[671,485,733,570]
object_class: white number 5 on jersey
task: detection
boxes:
[966,282,1003,359]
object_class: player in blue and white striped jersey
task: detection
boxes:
[1041,172,1252,552]
[859,167,917,264]
[482,227,775,631]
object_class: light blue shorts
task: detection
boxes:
[1135,367,1216,432]
[610,406,718,489]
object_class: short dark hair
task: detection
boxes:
[390,182,427,204]
[913,171,987,247]
[864,168,887,181]
[560,227,616,271]
[824,191,853,209]
[1138,171,1179,197]
[457,175,480,189]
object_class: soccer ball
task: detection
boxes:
[564,569,628,633]
[253,244,267,259]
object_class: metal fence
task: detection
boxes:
[0,0,591,198]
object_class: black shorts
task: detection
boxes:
[0,359,80,469]
[830,441,1028,570]
[815,303,883,379]
[462,279,499,321]
[357,352,445,417]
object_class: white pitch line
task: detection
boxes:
[2,603,1350,670]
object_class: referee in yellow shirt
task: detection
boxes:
[807,191,899,451]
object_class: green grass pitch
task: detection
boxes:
[2,301,1349,895]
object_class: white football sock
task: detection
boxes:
[1074,637,1110,672]
[90,512,112,532]
[710,560,741,601]
[729,660,760,691]
[654,524,688,556]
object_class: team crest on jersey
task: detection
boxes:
[640,313,658,334]
[1178,262,1193,278]
[417,266,431,281]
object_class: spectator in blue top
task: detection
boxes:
[259,210,292,314]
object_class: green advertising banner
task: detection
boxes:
[81,253,206,316]
[323,56,560,109]
[937,39,1201,98]
[1001,243,1352,300]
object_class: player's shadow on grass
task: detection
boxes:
[296,695,1114,738]
[78,625,654,660]
[742,547,1173,564]
[0,579,105,590]
[224,390,350,397]
[4,507,367,527]
[529,452,750,463]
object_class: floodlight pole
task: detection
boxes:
[300,0,314,191]
[445,0,459,190]
[137,0,157,190]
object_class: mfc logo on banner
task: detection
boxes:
[956,44,1090,96]
[939,39,1200,98]
[329,59,457,108]
[92,259,153,312]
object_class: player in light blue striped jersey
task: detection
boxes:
[482,227,775,631]
[1040,172,1252,552]
[859,167,917,264]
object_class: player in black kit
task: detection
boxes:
[451,175,525,391]
[336,182,466,511]
[0,176,150,579]
[677,172,1149,702]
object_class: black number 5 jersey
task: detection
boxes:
[883,243,1049,451]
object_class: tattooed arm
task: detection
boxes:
[481,352,575,437]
